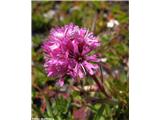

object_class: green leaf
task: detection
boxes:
[94,104,105,120]
[44,96,54,118]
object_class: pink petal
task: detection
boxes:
[83,61,99,75]
[86,54,100,62]
[78,65,85,78]
[57,78,64,87]
[72,41,79,54]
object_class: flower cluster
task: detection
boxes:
[42,23,100,86]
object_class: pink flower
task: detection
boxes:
[42,23,100,86]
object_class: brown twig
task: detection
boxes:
[91,75,112,99]
[99,63,104,83]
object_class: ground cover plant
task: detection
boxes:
[32,1,129,120]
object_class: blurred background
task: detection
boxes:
[32,1,128,120]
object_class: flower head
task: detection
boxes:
[42,23,100,86]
